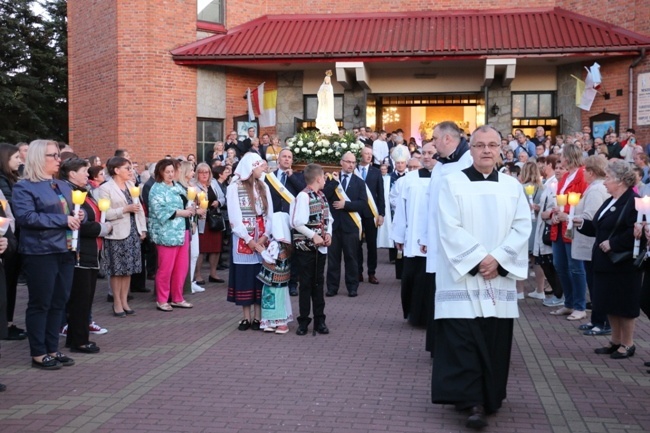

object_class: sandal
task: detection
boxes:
[170,300,193,309]
[156,302,173,312]
[583,326,611,336]
[31,354,61,370]
[238,319,251,331]
[275,326,289,334]
[51,352,75,367]
[567,310,587,321]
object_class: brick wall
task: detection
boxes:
[557,0,650,36]
[225,69,277,137]
[69,0,197,165]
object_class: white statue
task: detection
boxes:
[315,70,339,135]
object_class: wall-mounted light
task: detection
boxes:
[490,103,500,116]
[353,105,361,118]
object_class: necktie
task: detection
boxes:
[361,166,367,181]
[341,174,348,191]
[280,171,287,185]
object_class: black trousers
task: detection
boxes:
[130,237,148,291]
[294,250,326,327]
[327,229,359,294]
[401,257,433,327]
[357,217,378,276]
[23,253,75,357]
[584,261,607,328]
[538,255,563,299]
[3,251,22,323]
[66,267,98,348]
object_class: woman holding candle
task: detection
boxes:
[13,140,82,369]
[148,159,196,311]
[59,158,112,353]
[96,157,147,317]
[177,161,206,293]
[0,143,26,340]
[194,163,225,285]
[520,162,545,300]
[570,156,610,335]
[226,153,273,331]
[549,144,589,321]
[574,160,642,358]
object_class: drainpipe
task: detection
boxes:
[629,48,646,129]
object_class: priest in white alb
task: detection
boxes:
[391,142,436,327]
[430,125,531,430]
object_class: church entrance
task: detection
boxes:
[366,94,485,144]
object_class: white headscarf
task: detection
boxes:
[234,152,264,181]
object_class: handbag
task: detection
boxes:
[541,196,552,246]
[207,207,226,232]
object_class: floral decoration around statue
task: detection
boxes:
[286,130,363,165]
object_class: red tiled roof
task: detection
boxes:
[171,8,650,65]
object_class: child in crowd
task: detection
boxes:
[290,164,332,336]
[258,212,293,334]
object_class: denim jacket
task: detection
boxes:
[13,179,74,255]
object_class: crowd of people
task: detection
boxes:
[1,122,649,431]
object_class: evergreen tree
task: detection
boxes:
[0,0,68,144]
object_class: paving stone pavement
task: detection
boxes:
[1,249,649,432]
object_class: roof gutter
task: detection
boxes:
[629,48,646,129]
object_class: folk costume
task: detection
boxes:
[290,184,333,330]
[258,212,293,330]
[226,153,274,306]
[391,168,434,327]
[431,166,531,415]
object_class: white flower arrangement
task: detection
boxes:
[286,131,362,164]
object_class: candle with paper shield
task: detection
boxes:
[98,198,111,223]
[566,192,581,230]
[199,199,209,209]
[633,197,645,258]
[71,190,87,251]
[129,186,140,204]
[0,216,12,236]
[555,194,567,207]
[524,184,535,219]
[0,199,6,212]
[197,191,206,202]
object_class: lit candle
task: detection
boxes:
[197,191,206,202]
[0,216,10,236]
[0,200,6,212]
[71,190,88,251]
[642,195,650,223]
[566,192,581,230]
[129,186,141,204]
[556,194,567,207]
[634,197,644,258]
[98,198,111,224]
[199,199,209,209]
[187,186,197,201]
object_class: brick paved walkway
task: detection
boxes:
[1,249,649,432]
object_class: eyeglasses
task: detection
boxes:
[197,170,210,174]
[45,153,61,160]
[121,166,133,171]
[471,143,500,150]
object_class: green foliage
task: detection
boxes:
[286,131,363,164]
[0,0,68,144]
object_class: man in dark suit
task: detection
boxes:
[323,152,368,297]
[224,131,241,159]
[237,126,256,156]
[355,147,384,284]
[265,148,305,296]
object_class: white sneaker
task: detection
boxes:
[191,282,205,293]
[59,324,68,337]
[517,292,525,300]
[527,291,546,300]
[543,296,565,307]
[89,322,108,335]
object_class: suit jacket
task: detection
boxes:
[265,169,306,214]
[324,173,367,234]
[96,178,147,240]
[578,187,641,273]
[356,165,385,218]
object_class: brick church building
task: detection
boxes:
[68,1,650,163]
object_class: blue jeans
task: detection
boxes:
[552,240,587,311]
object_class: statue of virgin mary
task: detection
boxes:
[315,70,339,135]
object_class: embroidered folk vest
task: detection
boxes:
[292,188,329,252]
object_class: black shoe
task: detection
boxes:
[31,355,61,370]
[611,344,635,359]
[594,343,621,355]
[130,288,151,293]
[368,275,379,284]
[238,319,251,331]
[112,307,126,318]
[296,326,308,336]
[325,291,337,297]
[124,308,136,315]
[644,361,650,367]
[5,325,27,340]
[251,319,261,331]
[194,279,206,285]
[70,342,100,354]
[0,383,6,392]
[578,323,595,331]
[209,276,225,283]
[466,405,488,429]
[348,291,358,297]
[316,324,329,335]
[52,352,75,366]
